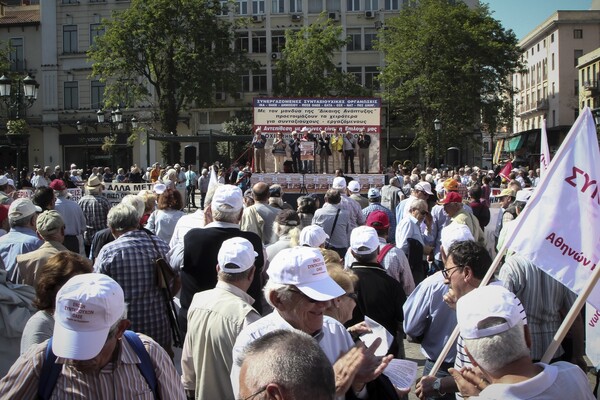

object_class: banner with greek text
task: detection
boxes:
[540,120,550,178]
[585,304,600,368]
[102,183,155,205]
[505,107,600,310]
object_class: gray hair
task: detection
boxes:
[107,307,129,339]
[217,268,254,283]
[409,199,428,212]
[10,214,35,228]
[211,204,241,223]
[121,194,145,220]
[237,329,335,400]
[263,280,294,308]
[464,318,529,374]
[107,204,139,231]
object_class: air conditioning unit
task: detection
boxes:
[215,92,226,101]
[328,12,339,21]
[291,14,302,22]
[252,15,263,23]
[271,52,281,61]
[365,10,375,18]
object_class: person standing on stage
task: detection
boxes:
[252,128,266,173]
[317,130,331,174]
[343,131,356,174]
[330,128,344,172]
[272,132,287,174]
[289,131,301,173]
[357,129,371,174]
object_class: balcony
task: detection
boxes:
[584,80,598,94]
[535,98,548,111]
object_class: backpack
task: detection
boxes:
[38,330,157,400]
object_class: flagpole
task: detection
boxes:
[541,265,600,363]
[428,246,508,376]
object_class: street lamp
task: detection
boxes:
[0,73,39,187]
[96,108,137,170]
[433,118,441,168]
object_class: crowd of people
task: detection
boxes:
[0,157,596,400]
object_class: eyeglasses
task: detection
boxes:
[238,386,267,400]
[345,292,358,302]
[288,288,319,303]
[441,265,463,279]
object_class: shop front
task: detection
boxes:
[59,132,133,172]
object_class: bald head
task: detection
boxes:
[252,182,270,202]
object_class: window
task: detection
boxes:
[271,0,284,13]
[552,110,555,126]
[62,0,78,3]
[574,79,579,96]
[63,25,78,53]
[290,0,302,12]
[347,29,361,51]
[91,80,104,110]
[241,74,250,92]
[251,32,267,53]
[308,0,322,13]
[543,39,546,48]
[327,0,340,12]
[365,66,379,89]
[531,48,534,55]
[235,33,250,52]
[384,0,399,10]
[550,33,554,43]
[551,53,555,70]
[364,31,377,50]
[272,32,286,53]
[347,67,362,85]
[90,23,104,46]
[365,0,378,11]
[237,0,248,15]
[253,70,267,92]
[9,38,24,72]
[574,49,583,67]
[218,1,229,15]
[537,43,539,51]
[252,0,265,14]
[574,29,583,39]
[347,0,360,11]
[552,82,555,97]
[64,81,79,110]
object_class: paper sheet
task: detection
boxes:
[359,316,394,356]
[383,359,418,391]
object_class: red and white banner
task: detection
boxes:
[505,107,600,310]
[539,120,550,178]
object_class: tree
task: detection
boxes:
[218,115,253,164]
[275,14,368,97]
[88,0,258,164]
[377,0,522,164]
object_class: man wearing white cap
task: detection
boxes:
[181,237,260,400]
[395,180,433,223]
[0,198,43,281]
[332,176,365,229]
[348,180,368,209]
[450,285,594,399]
[299,225,329,248]
[0,273,185,399]
[347,226,406,358]
[176,184,265,335]
[231,246,393,398]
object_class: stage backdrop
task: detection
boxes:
[253,98,382,173]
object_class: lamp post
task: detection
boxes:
[434,118,441,168]
[0,73,39,187]
[97,108,139,170]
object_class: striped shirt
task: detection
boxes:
[0,333,185,399]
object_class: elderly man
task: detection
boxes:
[450,285,594,399]
[252,128,267,173]
[342,131,356,174]
[237,329,336,400]
[173,184,264,335]
[381,176,404,214]
[231,246,393,399]
[0,273,185,399]
[395,199,433,285]
[78,175,111,255]
[312,189,352,259]
[181,237,261,400]
[348,180,368,209]
[0,198,42,281]
[0,175,12,204]
[332,176,365,230]
[197,168,209,210]
[50,179,86,254]
[395,181,433,223]
[362,188,396,243]
[240,182,279,245]
[15,210,69,286]
[94,203,176,355]
[439,192,485,245]
[299,225,329,248]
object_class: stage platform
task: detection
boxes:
[249,173,385,193]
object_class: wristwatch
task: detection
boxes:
[432,378,446,397]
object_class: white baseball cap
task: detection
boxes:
[516,189,533,203]
[299,225,329,247]
[211,184,244,211]
[8,198,42,221]
[350,226,380,255]
[0,175,8,186]
[332,177,347,189]
[441,223,474,254]
[53,274,125,360]
[414,181,434,195]
[348,180,361,193]
[457,285,523,340]
[218,237,258,273]
[153,183,167,195]
[268,247,344,301]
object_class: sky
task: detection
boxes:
[483,0,593,40]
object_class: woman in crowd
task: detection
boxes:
[296,195,317,228]
[145,188,185,243]
[20,251,93,354]
[271,132,287,173]
[266,210,301,261]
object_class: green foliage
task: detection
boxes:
[378,0,522,156]
[6,119,28,134]
[217,116,253,162]
[88,0,258,163]
[274,14,368,97]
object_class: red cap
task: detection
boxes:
[0,204,8,224]
[49,179,67,191]
[439,191,463,205]
[366,210,390,230]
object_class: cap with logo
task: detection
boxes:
[299,225,329,247]
[218,237,258,273]
[267,247,344,301]
[457,285,523,339]
[53,273,125,360]
[8,198,42,221]
[350,226,380,255]
[211,185,244,211]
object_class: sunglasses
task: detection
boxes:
[345,292,358,302]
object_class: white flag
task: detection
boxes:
[539,119,550,178]
[505,107,600,309]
